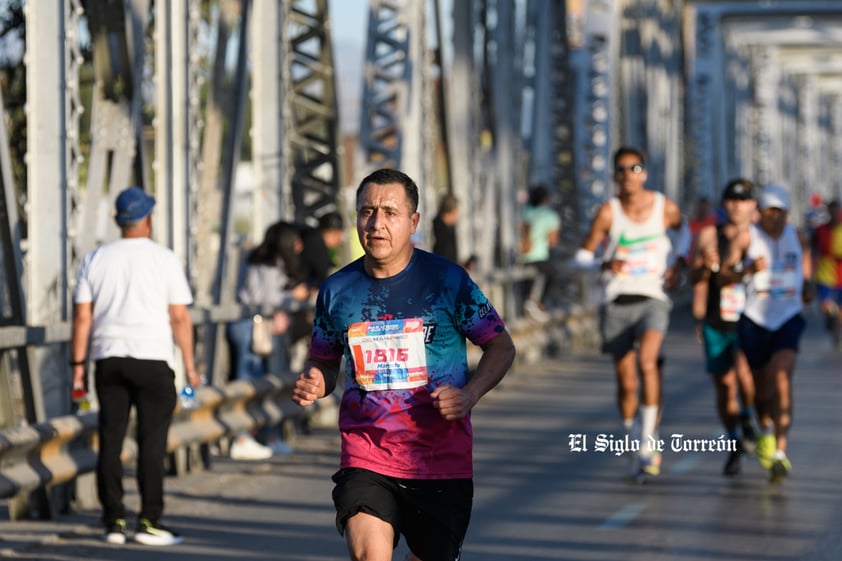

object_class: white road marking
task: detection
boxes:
[599,503,647,529]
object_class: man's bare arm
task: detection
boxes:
[70,302,93,389]
[169,303,201,387]
[431,330,516,421]
[581,203,612,253]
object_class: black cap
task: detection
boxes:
[318,211,344,231]
[721,179,754,201]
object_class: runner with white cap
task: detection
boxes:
[727,184,814,483]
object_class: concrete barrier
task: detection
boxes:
[0,413,98,501]
[0,375,302,519]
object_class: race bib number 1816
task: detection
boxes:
[348,318,429,390]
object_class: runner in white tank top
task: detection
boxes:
[602,192,672,304]
[573,146,689,482]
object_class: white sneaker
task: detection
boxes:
[134,518,183,546]
[104,519,127,544]
[230,436,273,460]
[524,300,550,322]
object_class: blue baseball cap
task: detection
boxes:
[115,187,155,224]
[721,179,754,201]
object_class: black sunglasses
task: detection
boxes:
[614,164,644,174]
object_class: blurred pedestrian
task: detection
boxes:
[71,186,200,546]
[292,168,515,561]
[226,221,310,459]
[812,199,842,348]
[292,212,347,360]
[520,184,561,321]
[689,196,718,237]
[299,211,347,287]
[432,193,460,263]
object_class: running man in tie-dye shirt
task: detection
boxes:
[293,169,516,561]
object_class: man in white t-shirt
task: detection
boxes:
[729,184,814,483]
[70,186,201,545]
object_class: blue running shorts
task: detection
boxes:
[816,283,842,307]
[736,313,806,370]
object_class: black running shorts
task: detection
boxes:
[332,467,473,561]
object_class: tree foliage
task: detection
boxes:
[0,0,27,200]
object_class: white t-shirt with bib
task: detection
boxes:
[742,223,803,330]
[74,237,193,367]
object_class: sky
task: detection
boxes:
[328,0,368,48]
[327,0,455,132]
[328,0,368,132]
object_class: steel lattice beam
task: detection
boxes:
[446,0,482,265]
[569,0,618,233]
[251,0,288,231]
[357,1,427,174]
[81,0,149,251]
[288,0,343,224]
[357,1,412,170]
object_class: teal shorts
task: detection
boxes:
[701,321,740,376]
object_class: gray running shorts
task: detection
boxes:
[599,296,672,358]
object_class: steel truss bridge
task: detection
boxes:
[1,0,841,443]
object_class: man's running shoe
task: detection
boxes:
[723,447,742,476]
[824,305,838,332]
[134,518,183,546]
[625,451,645,483]
[756,433,775,469]
[740,418,758,456]
[769,456,792,484]
[628,452,661,483]
[639,452,662,476]
[104,518,127,544]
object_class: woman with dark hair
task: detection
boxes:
[247,221,303,277]
[226,221,311,460]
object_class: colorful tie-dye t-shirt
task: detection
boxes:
[309,249,507,479]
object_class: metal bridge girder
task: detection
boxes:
[288,0,343,224]
[686,1,842,214]
[569,1,618,231]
